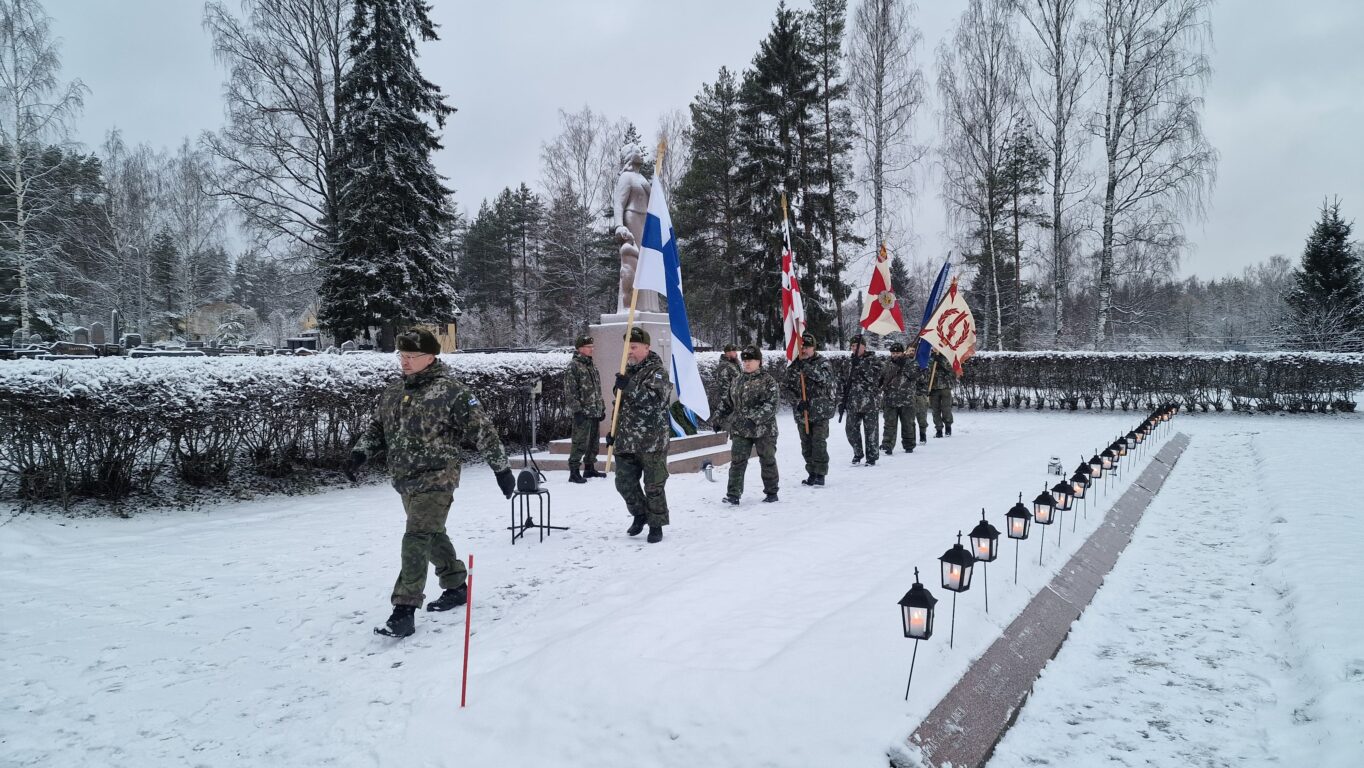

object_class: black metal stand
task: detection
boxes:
[949,592,958,649]
[982,561,989,614]
[1013,539,1020,584]
[508,489,566,544]
[1038,524,1047,566]
[904,639,920,700]
[1057,509,1064,548]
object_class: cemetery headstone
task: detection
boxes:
[90,322,106,345]
[72,327,90,345]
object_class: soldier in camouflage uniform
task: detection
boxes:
[715,345,780,504]
[564,334,606,483]
[914,362,931,444]
[608,326,673,543]
[929,350,956,437]
[839,334,883,465]
[783,331,835,486]
[880,341,918,454]
[711,343,741,431]
[349,327,516,638]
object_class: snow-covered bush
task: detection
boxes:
[0,353,570,503]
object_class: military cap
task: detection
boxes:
[624,326,651,344]
[889,341,906,353]
[849,333,866,346]
[800,331,817,349]
[574,334,594,349]
[723,343,739,353]
[740,345,762,361]
[396,326,441,355]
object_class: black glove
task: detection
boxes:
[836,405,846,420]
[344,450,365,482]
[605,434,616,447]
[794,400,810,414]
[613,372,630,392]
[495,468,515,498]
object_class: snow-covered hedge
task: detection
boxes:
[695,350,1364,415]
[0,353,570,503]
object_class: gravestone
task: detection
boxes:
[340,340,357,352]
[122,333,143,349]
[72,327,90,345]
[90,322,106,345]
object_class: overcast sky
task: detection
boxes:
[44,0,1364,282]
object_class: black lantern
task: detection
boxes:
[1032,489,1057,524]
[1088,453,1105,480]
[1125,431,1138,450]
[1114,437,1129,458]
[1005,497,1032,583]
[1100,447,1115,471]
[938,532,976,648]
[897,567,937,699]
[1050,480,1073,512]
[1070,471,1089,500]
[1133,426,1147,444]
[969,509,1001,614]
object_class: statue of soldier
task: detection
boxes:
[715,345,780,504]
[839,333,883,466]
[613,148,660,313]
[880,341,918,454]
[564,334,606,483]
[349,327,516,638]
[608,326,672,543]
[783,331,835,486]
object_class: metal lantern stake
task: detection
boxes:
[898,568,937,699]
[1051,480,1075,535]
[938,532,976,648]
[1070,470,1090,518]
[1033,487,1057,564]
[968,509,1000,613]
[1005,495,1032,583]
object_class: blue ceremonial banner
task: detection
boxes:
[916,257,952,369]
[636,176,711,424]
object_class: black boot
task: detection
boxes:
[945,424,952,436]
[426,584,467,612]
[568,466,586,484]
[866,457,877,466]
[583,464,606,479]
[919,428,928,443]
[627,515,646,536]
[801,473,817,486]
[647,525,663,543]
[763,492,779,503]
[882,446,893,455]
[906,443,915,453]
[851,456,862,465]
[380,605,416,637]
[722,495,740,505]
[935,426,943,438]
[813,474,825,486]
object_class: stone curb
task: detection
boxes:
[903,433,1192,768]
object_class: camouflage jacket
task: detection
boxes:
[714,358,741,401]
[841,352,884,413]
[783,353,837,421]
[358,359,509,494]
[564,352,605,419]
[881,357,919,407]
[715,369,780,439]
[613,351,673,454]
[929,353,956,391]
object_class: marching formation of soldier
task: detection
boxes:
[353,324,957,637]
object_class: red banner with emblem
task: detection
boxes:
[917,278,976,376]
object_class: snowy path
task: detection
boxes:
[1,411,1355,767]
[987,418,1364,768]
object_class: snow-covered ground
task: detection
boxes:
[988,417,1363,768]
[0,410,1357,767]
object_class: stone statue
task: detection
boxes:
[613,147,660,313]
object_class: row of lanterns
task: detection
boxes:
[896,405,1179,698]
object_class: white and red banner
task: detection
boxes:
[918,278,977,376]
[859,242,906,336]
[780,194,806,361]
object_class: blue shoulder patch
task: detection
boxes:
[468,395,480,407]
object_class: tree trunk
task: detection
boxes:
[1012,183,1022,350]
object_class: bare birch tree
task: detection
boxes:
[164,139,230,314]
[1086,0,1216,348]
[203,0,349,262]
[1016,0,1092,345]
[847,0,926,253]
[655,108,691,195]
[0,0,85,336]
[937,0,1025,350]
[539,106,627,221]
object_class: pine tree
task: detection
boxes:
[674,67,748,343]
[1285,198,1364,350]
[322,0,457,343]
[998,120,1049,349]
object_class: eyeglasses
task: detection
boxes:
[397,351,432,361]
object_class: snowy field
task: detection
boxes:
[1,410,1358,768]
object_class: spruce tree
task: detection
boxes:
[322,0,457,343]
[1286,198,1364,350]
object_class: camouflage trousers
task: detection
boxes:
[882,405,917,451]
[614,450,670,527]
[914,395,930,432]
[930,390,954,428]
[845,410,880,462]
[569,414,602,470]
[728,435,778,498]
[392,489,465,608]
[795,416,830,475]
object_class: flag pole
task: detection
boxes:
[783,191,810,435]
[924,275,958,391]
[605,140,667,473]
